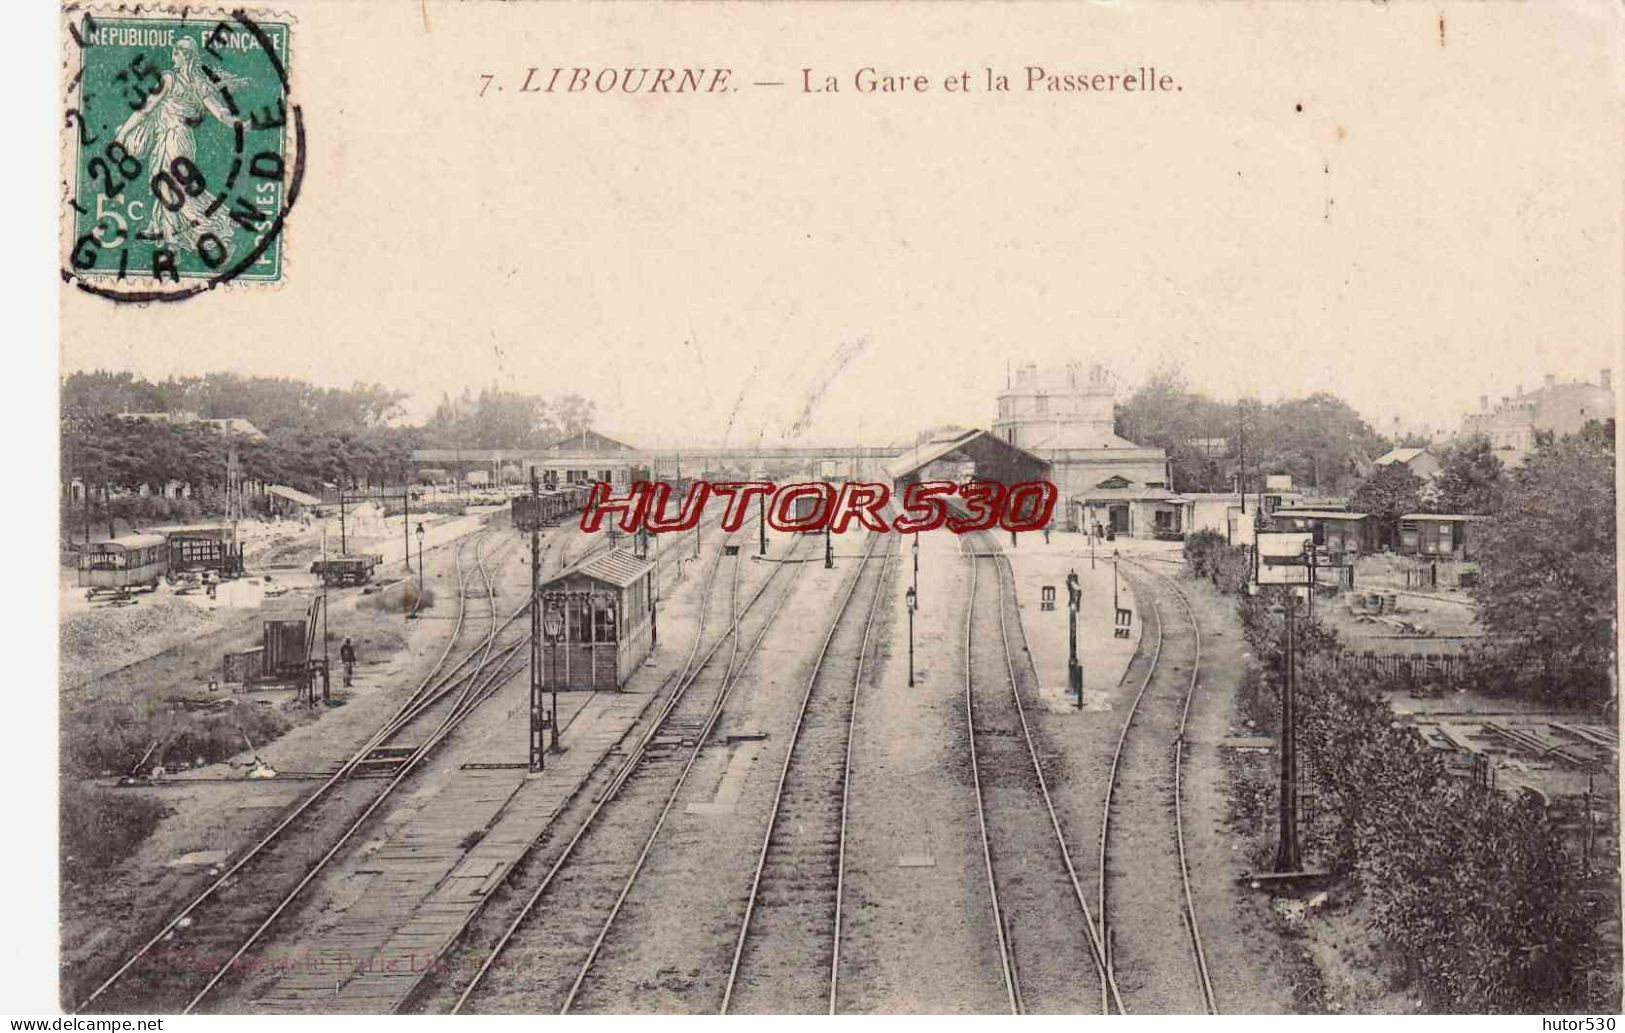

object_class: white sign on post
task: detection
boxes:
[1257,564,1312,585]
[1257,532,1313,559]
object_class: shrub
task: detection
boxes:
[63,700,294,780]
[359,581,434,614]
[60,780,167,880]
[1240,597,1603,1011]
[1185,530,1254,594]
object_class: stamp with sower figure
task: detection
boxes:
[61,6,304,302]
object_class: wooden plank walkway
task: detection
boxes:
[252,690,658,1013]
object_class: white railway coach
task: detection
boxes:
[79,533,168,599]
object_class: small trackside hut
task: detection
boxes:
[539,549,656,690]
[1398,513,1488,560]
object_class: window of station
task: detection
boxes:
[568,592,592,642]
[593,596,619,643]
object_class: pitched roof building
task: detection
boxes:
[991,362,1171,536]
[1459,369,1614,467]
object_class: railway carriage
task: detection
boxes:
[310,554,380,587]
[166,527,244,581]
[79,534,168,599]
[512,484,596,532]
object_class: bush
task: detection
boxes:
[64,700,294,780]
[1184,530,1254,594]
[1240,598,1603,1011]
[359,581,434,614]
[60,780,167,880]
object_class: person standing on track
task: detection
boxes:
[340,636,357,686]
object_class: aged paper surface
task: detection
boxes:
[49,0,1622,1017]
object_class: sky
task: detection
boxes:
[60,1,1623,449]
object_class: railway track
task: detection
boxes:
[719,528,894,1014]
[958,533,1118,1014]
[1097,558,1217,1014]
[76,530,487,1010]
[447,531,810,1014]
[74,523,550,1013]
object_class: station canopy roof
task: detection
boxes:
[546,548,654,590]
[883,429,1049,484]
[266,484,321,507]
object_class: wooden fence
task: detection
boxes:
[1335,650,1467,684]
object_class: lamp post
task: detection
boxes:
[541,607,564,763]
[904,585,917,687]
[1112,549,1120,611]
[415,522,425,598]
[824,521,833,570]
[1066,568,1082,708]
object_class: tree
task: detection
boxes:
[1433,436,1507,514]
[1471,435,1616,700]
[1115,363,1242,492]
[1349,463,1425,547]
[551,393,596,439]
[1115,367,1387,494]
[1253,393,1388,493]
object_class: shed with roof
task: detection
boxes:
[1268,508,1375,561]
[1398,513,1489,560]
[539,548,656,690]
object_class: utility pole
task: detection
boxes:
[1238,400,1247,515]
[321,525,330,706]
[758,493,767,556]
[824,521,833,569]
[403,484,411,572]
[529,467,545,774]
[339,485,347,554]
[1274,588,1302,873]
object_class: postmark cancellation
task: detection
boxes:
[60,5,303,301]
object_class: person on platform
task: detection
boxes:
[340,637,357,686]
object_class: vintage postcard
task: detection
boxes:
[36,0,1623,1019]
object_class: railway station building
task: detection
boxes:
[884,428,1052,496]
[991,362,1170,535]
[539,548,656,690]
[412,430,642,491]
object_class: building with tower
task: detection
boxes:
[992,362,1173,536]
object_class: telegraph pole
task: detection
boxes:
[1275,587,1302,873]
[339,486,348,554]
[1238,400,1247,514]
[529,467,545,773]
[403,484,412,572]
[759,493,767,556]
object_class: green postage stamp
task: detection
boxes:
[61,7,302,301]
